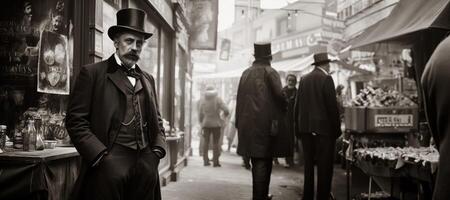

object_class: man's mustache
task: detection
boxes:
[124,52,140,61]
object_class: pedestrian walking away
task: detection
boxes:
[236,42,288,200]
[65,8,167,200]
[198,85,229,167]
[294,52,342,200]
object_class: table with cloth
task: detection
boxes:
[0,147,80,200]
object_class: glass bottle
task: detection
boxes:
[35,119,45,150]
[0,125,7,150]
[23,119,37,151]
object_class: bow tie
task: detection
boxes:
[118,64,141,79]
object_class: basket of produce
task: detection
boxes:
[346,87,418,133]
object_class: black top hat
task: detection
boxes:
[108,8,153,40]
[254,42,272,59]
[312,52,332,66]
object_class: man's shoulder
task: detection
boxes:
[81,59,109,74]
[141,70,155,81]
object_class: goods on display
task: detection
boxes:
[345,86,419,133]
[354,147,439,166]
[355,191,391,200]
[350,86,416,107]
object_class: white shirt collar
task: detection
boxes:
[114,53,135,69]
[317,67,329,75]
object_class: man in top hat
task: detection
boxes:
[294,52,341,200]
[66,8,167,200]
[235,42,288,200]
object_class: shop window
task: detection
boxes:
[102,1,119,58]
[0,0,75,143]
[137,19,159,80]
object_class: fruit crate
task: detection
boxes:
[344,106,366,133]
[366,106,418,133]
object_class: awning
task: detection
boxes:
[350,0,450,50]
[195,56,313,79]
[194,54,367,79]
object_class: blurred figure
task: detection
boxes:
[280,74,297,168]
[421,36,450,200]
[236,42,287,200]
[294,53,342,200]
[224,95,237,152]
[336,84,345,120]
[198,86,229,167]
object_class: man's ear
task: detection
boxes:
[113,38,119,49]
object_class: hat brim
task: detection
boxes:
[312,59,332,66]
[108,25,153,40]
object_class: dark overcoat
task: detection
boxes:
[421,36,450,200]
[295,68,341,139]
[65,55,167,200]
[235,62,288,158]
[281,86,296,154]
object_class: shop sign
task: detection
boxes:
[322,18,345,30]
[148,0,173,28]
[272,33,320,52]
[375,114,414,127]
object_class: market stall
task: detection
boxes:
[343,84,437,199]
[341,0,450,199]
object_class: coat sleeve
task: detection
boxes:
[266,68,287,111]
[235,75,244,128]
[293,80,302,136]
[323,76,342,139]
[218,97,230,116]
[66,66,107,165]
[147,74,168,156]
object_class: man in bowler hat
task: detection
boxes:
[66,8,167,200]
[294,52,341,200]
[236,42,287,200]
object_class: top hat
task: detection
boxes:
[108,8,153,40]
[312,52,332,66]
[254,42,272,59]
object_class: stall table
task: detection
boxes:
[0,147,80,200]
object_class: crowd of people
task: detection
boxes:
[196,42,345,200]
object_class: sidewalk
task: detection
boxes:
[161,145,349,200]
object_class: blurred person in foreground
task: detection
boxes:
[294,52,342,200]
[198,85,229,167]
[66,8,166,200]
[421,36,450,200]
[236,42,288,200]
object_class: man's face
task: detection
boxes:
[320,63,330,72]
[287,76,296,87]
[114,32,144,67]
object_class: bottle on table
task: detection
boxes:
[23,119,37,151]
[0,125,7,150]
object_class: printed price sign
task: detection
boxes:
[375,114,414,127]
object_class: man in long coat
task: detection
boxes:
[294,53,341,200]
[65,8,167,200]
[235,42,287,200]
[421,36,450,200]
